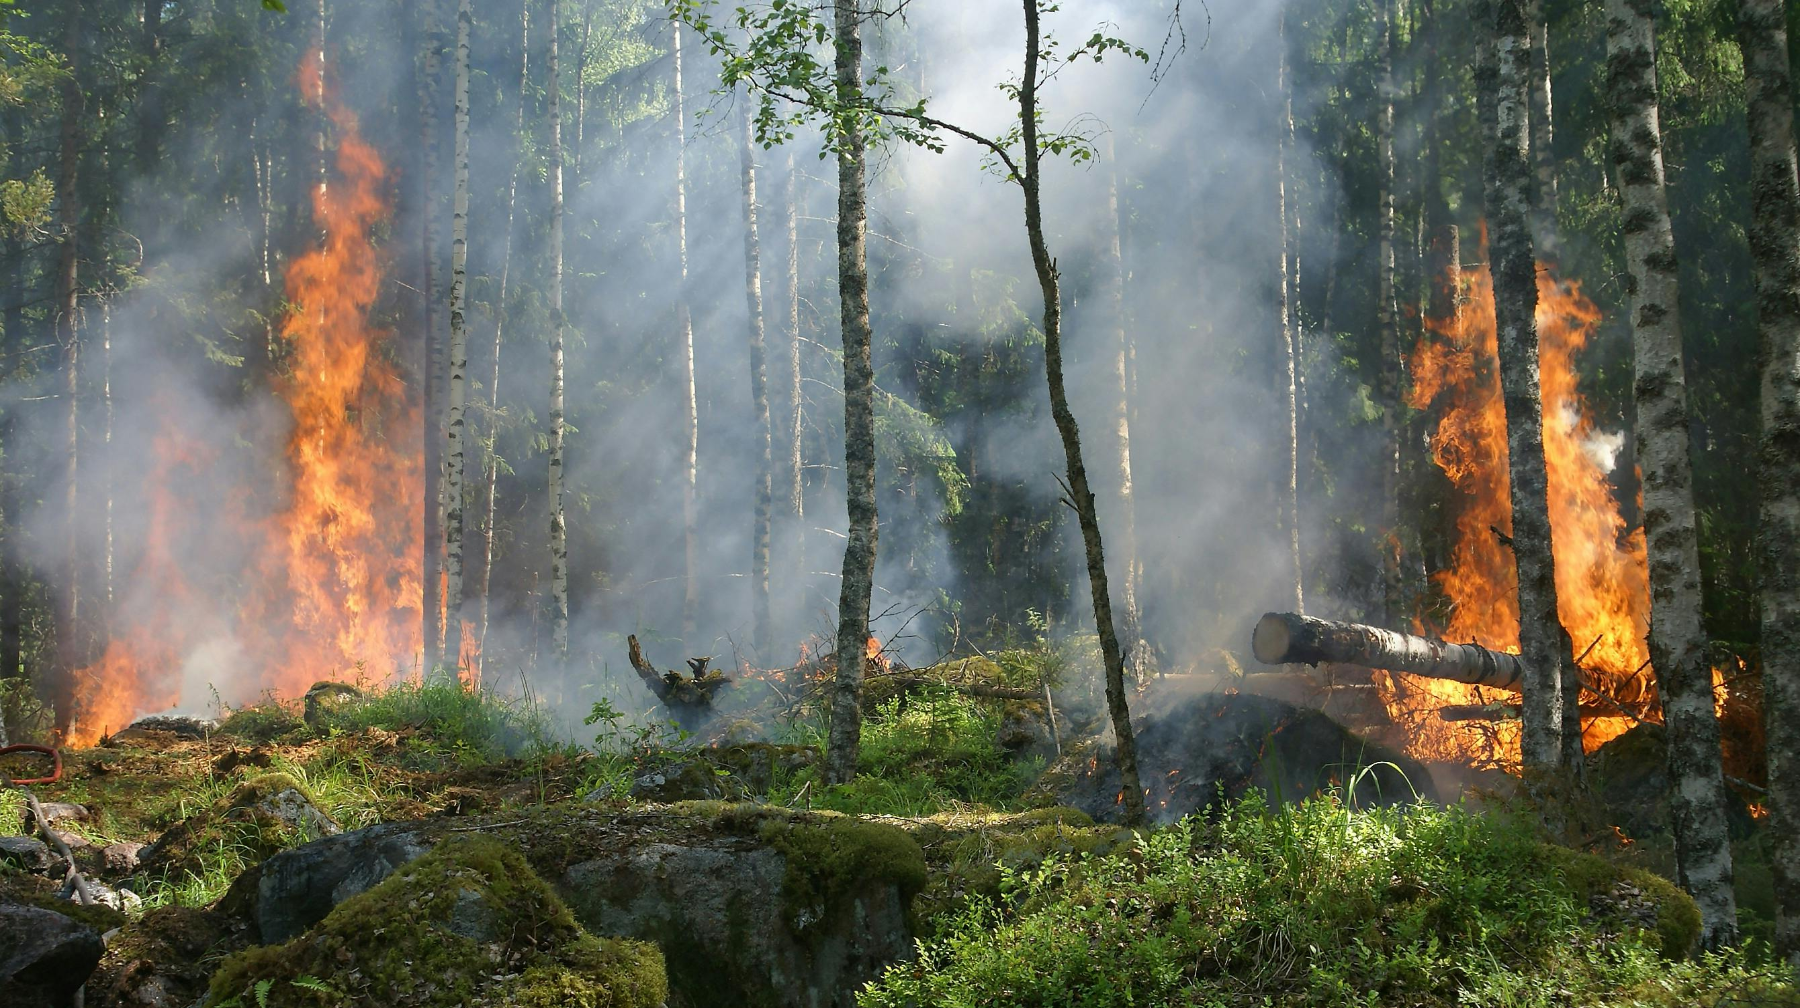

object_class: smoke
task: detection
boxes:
[10,0,1392,737]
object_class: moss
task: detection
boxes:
[217,704,308,744]
[1542,844,1702,957]
[732,809,928,931]
[205,834,666,1008]
[907,815,1128,930]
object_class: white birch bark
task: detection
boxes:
[1738,0,1800,965]
[673,21,700,647]
[548,0,569,658]
[741,96,774,661]
[1602,0,1737,946]
[442,0,471,672]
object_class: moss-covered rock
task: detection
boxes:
[205,834,665,1008]
[89,905,243,1008]
[889,807,1129,931]
[1542,844,1702,957]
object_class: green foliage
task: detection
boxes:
[773,687,1039,816]
[861,796,1785,1008]
[318,677,567,769]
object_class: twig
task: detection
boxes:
[446,818,529,833]
[2,771,96,906]
[1574,635,1604,667]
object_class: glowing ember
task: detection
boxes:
[65,54,420,745]
[1381,251,1654,767]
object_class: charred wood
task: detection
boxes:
[1252,611,1527,691]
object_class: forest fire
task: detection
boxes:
[1381,259,1652,767]
[64,55,420,745]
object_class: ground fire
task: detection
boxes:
[63,55,421,745]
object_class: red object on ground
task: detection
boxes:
[0,744,63,785]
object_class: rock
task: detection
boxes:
[0,900,105,1008]
[90,907,240,1008]
[121,715,218,738]
[1045,690,1435,824]
[208,834,667,1008]
[101,841,145,875]
[247,822,434,943]
[30,803,88,826]
[1589,723,1758,841]
[247,804,928,1008]
[625,759,740,802]
[995,702,1057,760]
[138,773,340,882]
[84,880,142,915]
[0,836,55,875]
[47,829,88,852]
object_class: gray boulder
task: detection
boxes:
[0,835,55,875]
[247,822,432,943]
[0,901,105,1008]
[100,841,145,875]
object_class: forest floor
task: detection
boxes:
[2,664,1798,1007]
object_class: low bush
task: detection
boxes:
[861,794,1798,1008]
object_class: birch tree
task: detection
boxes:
[1601,0,1736,946]
[1276,10,1302,617]
[1737,0,1800,965]
[672,21,700,647]
[1103,136,1150,677]
[442,0,472,672]
[548,0,570,659]
[741,95,774,662]
[1476,0,1572,789]
[419,0,447,671]
[53,0,82,723]
[479,3,530,657]
[1376,0,1402,624]
[1525,0,1558,255]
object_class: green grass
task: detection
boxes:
[861,794,1798,1008]
[769,688,1041,816]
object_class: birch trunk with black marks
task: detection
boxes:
[1478,0,1570,784]
[53,0,83,727]
[1602,0,1737,945]
[1016,0,1143,826]
[1525,0,1559,255]
[1737,0,1800,966]
[1277,10,1303,617]
[1103,137,1148,678]
[1376,0,1402,624]
[673,23,700,647]
[419,0,446,671]
[443,0,472,673]
[548,0,570,658]
[479,4,529,658]
[741,97,774,662]
[824,0,878,788]
[781,146,806,684]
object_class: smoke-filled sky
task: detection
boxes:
[8,0,1378,730]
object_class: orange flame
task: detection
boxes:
[65,54,420,745]
[1383,252,1653,766]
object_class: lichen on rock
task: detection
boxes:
[205,833,666,1008]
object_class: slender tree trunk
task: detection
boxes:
[443,0,472,673]
[1601,0,1737,947]
[138,0,163,174]
[1376,0,1403,624]
[1478,0,1572,788]
[1525,0,1559,257]
[1738,0,1800,966]
[1103,137,1148,680]
[741,97,774,661]
[101,299,112,613]
[3,219,23,685]
[573,2,594,179]
[548,0,570,658]
[419,0,446,671]
[824,0,878,787]
[53,0,83,730]
[479,3,529,657]
[672,22,700,646]
[1016,0,1143,825]
[780,146,806,683]
[1276,11,1303,617]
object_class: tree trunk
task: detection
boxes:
[2,220,23,685]
[53,0,83,731]
[1017,0,1143,826]
[479,3,529,659]
[548,0,570,659]
[1376,0,1403,625]
[137,0,163,174]
[419,0,446,672]
[1738,0,1800,966]
[672,22,700,647]
[824,0,878,788]
[741,96,774,662]
[1276,10,1303,617]
[781,145,806,674]
[1478,0,1572,785]
[1602,0,1737,948]
[1252,611,1530,689]
[100,300,112,614]
[1102,137,1149,679]
[1525,0,1559,257]
[443,0,472,674]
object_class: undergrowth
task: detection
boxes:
[861,794,1795,1008]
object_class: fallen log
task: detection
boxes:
[1251,611,1527,692]
[627,634,732,713]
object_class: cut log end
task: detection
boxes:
[1251,612,1298,666]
